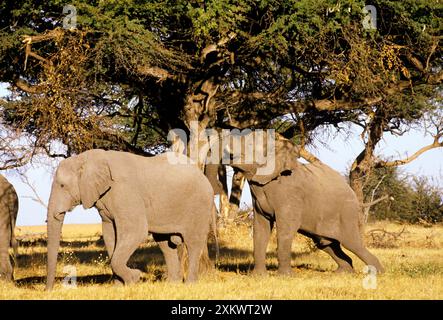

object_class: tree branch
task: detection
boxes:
[98,131,154,157]
[363,194,391,208]
[21,29,64,45]
[22,29,62,70]
[376,134,443,168]
[0,152,33,170]
[296,147,321,163]
[200,32,236,63]
[19,173,48,209]
[136,65,172,81]
[312,99,357,111]
[41,145,68,159]
[13,78,45,94]
[425,38,439,72]
[405,52,424,72]
[428,70,443,85]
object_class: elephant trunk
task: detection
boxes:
[46,206,65,291]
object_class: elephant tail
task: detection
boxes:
[211,205,220,266]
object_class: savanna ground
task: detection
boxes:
[1,219,442,300]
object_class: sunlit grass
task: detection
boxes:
[1,222,442,299]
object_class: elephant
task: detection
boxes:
[206,131,384,276]
[0,174,18,282]
[46,149,216,290]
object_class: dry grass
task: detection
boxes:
[1,221,442,300]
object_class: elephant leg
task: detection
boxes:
[101,219,123,284]
[302,233,354,273]
[0,251,13,282]
[184,237,206,283]
[102,219,116,258]
[252,213,274,275]
[341,239,384,273]
[154,234,182,282]
[0,227,13,281]
[275,210,300,276]
[320,241,354,273]
[110,217,147,285]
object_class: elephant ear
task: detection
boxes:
[250,137,299,185]
[79,150,113,209]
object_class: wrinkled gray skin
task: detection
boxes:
[207,133,384,275]
[0,174,18,282]
[46,149,215,290]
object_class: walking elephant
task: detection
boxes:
[46,149,216,290]
[0,174,18,282]
[207,132,384,275]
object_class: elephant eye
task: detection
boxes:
[60,184,65,188]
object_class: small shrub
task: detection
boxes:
[363,167,443,224]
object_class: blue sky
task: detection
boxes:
[1,83,442,226]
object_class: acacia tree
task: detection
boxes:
[0,0,441,218]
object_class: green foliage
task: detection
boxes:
[364,166,443,224]
[410,176,443,223]
[0,0,441,158]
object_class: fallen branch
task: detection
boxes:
[366,227,407,248]
[367,227,406,240]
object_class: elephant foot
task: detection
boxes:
[0,273,13,282]
[376,265,385,274]
[117,268,142,285]
[128,269,142,284]
[251,267,267,276]
[113,278,124,287]
[0,262,13,282]
[361,263,385,275]
[277,268,294,277]
[166,272,183,283]
[334,266,355,274]
[185,275,198,284]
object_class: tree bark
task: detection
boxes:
[349,111,385,229]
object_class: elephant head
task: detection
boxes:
[46,149,113,290]
[206,132,300,191]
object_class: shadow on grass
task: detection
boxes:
[18,238,104,248]
[17,244,166,269]
[16,274,115,287]
[15,240,167,287]
[14,237,327,287]
[211,244,325,274]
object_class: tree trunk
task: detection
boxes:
[181,78,220,273]
[349,166,366,204]
[350,153,375,231]
[349,110,385,229]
